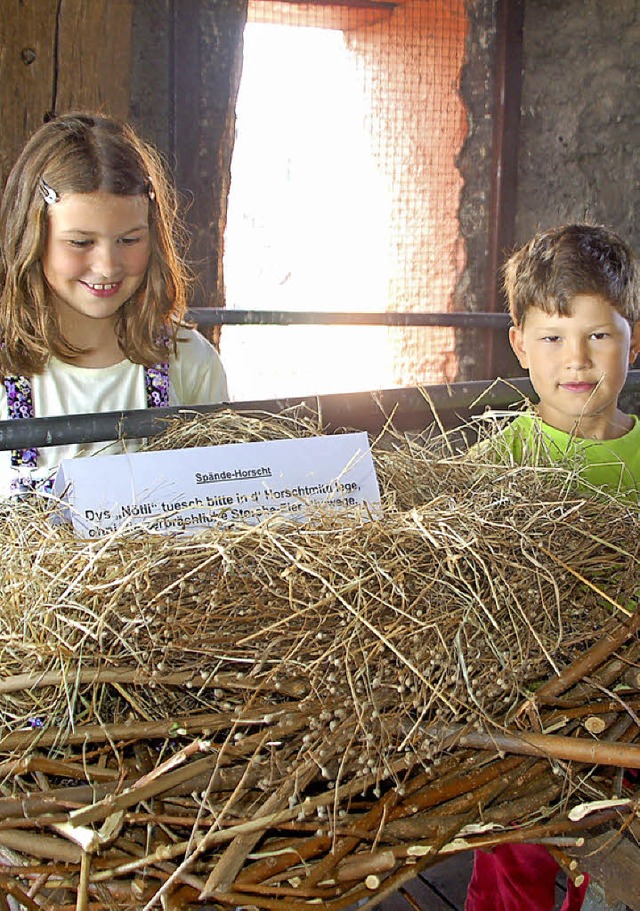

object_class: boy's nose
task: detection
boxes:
[565,339,591,369]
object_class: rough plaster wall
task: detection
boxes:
[456,0,640,382]
[516,0,639,249]
[455,0,497,380]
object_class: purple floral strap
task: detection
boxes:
[144,360,169,409]
[5,360,169,492]
[5,375,38,469]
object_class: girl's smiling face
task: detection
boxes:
[509,293,640,439]
[42,191,151,330]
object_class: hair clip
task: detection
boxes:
[146,176,156,202]
[39,178,59,205]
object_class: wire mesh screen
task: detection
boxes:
[222,0,469,400]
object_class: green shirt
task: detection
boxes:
[479,413,640,505]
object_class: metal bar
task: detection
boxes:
[0,377,532,451]
[3,371,637,451]
[188,309,511,328]
[274,0,400,7]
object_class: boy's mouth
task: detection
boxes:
[560,382,598,394]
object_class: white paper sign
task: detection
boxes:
[53,432,381,538]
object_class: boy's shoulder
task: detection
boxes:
[469,411,553,464]
[471,411,640,466]
[469,410,640,504]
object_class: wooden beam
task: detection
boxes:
[249,0,401,28]
[253,0,403,7]
[0,0,58,183]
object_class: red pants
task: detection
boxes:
[465,844,589,911]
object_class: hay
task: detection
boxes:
[0,407,639,909]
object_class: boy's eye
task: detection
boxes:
[541,335,560,343]
[591,332,609,340]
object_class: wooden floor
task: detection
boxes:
[372,852,574,911]
[344,828,640,911]
[370,853,631,911]
[375,853,474,910]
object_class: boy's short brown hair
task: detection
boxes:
[504,224,640,328]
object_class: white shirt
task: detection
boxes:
[0,328,228,494]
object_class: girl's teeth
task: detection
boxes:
[87,282,118,290]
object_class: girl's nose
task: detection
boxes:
[91,243,122,278]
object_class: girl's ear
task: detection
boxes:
[509,324,529,369]
[629,322,640,366]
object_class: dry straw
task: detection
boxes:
[0,406,638,909]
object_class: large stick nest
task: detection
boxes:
[0,408,639,910]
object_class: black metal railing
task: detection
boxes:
[3,372,639,450]
[2,298,637,448]
[187,309,511,329]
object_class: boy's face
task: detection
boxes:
[509,294,640,439]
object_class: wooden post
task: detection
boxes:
[55,0,133,117]
[171,0,248,312]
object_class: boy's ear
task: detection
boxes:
[509,325,529,369]
[629,323,640,366]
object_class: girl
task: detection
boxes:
[0,112,228,495]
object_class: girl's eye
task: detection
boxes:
[119,236,142,246]
[68,239,93,248]
[591,332,609,340]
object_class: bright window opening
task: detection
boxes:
[222,2,468,401]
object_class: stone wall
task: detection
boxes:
[455,0,499,378]
[516,0,639,247]
[457,0,639,381]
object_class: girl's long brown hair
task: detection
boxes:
[0,112,190,376]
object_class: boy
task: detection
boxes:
[466,223,640,911]
[479,222,640,503]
